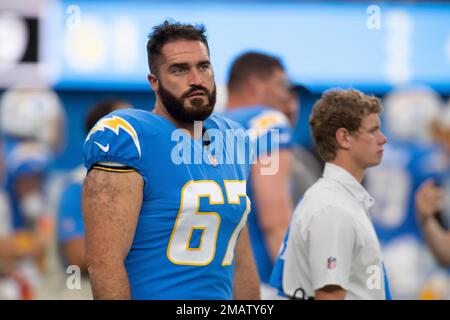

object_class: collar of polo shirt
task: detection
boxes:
[322,163,375,212]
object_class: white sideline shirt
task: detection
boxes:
[282,163,387,300]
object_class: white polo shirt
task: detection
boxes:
[282,163,388,300]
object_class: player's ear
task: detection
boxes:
[335,127,351,149]
[148,73,159,92]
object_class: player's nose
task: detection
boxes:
[188,69,203,86]
[378,131,388,145]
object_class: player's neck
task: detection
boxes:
[330,156,365,183]
[153,103,202,139]
[226,92,260,109]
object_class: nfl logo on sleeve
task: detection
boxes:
[327,257,336,269]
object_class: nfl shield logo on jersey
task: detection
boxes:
[327,257,336,269]
[207,153,218,167]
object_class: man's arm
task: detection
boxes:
[82,169,143,299]
[308,209,354,300]
[251,149,293,260]
[415,179,450,266]
[233,225,260,299]
[315,285,347,300]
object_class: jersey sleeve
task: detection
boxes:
[248,110,293,158]
[57,182,84,243]
[307,207,356,292]
[83,111,148,183]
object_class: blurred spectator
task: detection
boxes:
[433,99,450,228]
[223,52,294,299]
[365,86,449,299]
[414,99,450,275]
[0,86,66,299]
[415,180,450,267]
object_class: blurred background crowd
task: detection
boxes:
[0,0,450,299]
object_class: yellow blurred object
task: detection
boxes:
[419,274,450,300]
[420,286,441,300]
[12,215,55,273]
[13,232,34,255]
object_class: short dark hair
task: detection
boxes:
[146,19,209,75]
[309,89,382,162]
[85,99,130,133]
[227,52,284,93]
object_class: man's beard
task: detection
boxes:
[158,81,216,123]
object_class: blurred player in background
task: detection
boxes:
[413,99,450,299]
[365,86,449,299]
[0,86,66,299]
[223,52,294,298]
[415,174,450,269]
[82,20,259,299]
[0,139,17,299]
[0,140,9,238]
[430,98,450,229]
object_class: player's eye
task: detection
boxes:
[174,68,186,74]
[170,66,188,74]
[198,63,211,72]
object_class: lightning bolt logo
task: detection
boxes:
[85,116,141,158]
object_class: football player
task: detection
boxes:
[223,52,294,298]
[82,20,259,299]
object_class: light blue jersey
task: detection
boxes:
[83,109,252,299]
[223,106,293,283]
